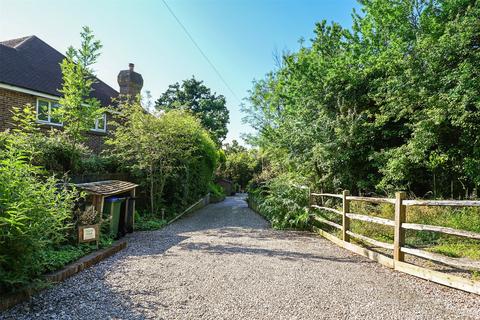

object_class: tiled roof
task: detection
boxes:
[0,35,118,106]
[75,180,138,196]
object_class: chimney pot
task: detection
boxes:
[129,63,134,71]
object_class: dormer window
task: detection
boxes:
[36,98,62,126]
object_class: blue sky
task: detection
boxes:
[0,0,360,144]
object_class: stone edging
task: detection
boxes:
[0,239,127,311]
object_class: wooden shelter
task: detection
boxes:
[75,180,138,236]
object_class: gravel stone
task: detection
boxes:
[1,195,479,319]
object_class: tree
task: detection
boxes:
[217,140,260,190]
[107,101,218,215]
[56,26,104,167]
[155,77,230,144]
[243,0,480,198]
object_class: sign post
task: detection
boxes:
[78,224,100,248]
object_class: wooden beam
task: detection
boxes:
[394,261,480,295]
[342,190,350,242]
[346,231,394,250]
[310,205,342,215]
[314,226,480,295]
[346,213,395,227]
[311,193,343,199]
[401,247,480,271]
[347,196,396,204]
[394,191,406,262]
[403,200,480,207]
[402,223,480,240]
[311,215,342,229]
[313,227,394,268]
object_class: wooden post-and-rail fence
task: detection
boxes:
[307,190,480,295]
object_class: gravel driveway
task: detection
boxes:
[2,195,479,320]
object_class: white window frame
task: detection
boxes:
[92,113,107,133]
[36,98,63,126]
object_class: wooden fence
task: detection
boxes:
[309,191,480,294]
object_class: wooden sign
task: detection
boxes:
[78,224,100,244]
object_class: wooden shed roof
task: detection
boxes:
[75,180,138,196]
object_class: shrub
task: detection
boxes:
[35,132,86,173]
[208,182,225,198]
[107,103,218,214]
[0,146,78,292]
[134,211,167,231]
[250,174,310,229]
[76,154,122,174]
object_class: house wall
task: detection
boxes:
[0,87,36,131]
[0,87,110,153]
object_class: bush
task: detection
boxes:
[35,132,86,173]
[76,154,122,174]
[0,147,78,292]
[107,103,219,214]
[250,174,310,229]
[208,182,225,198]
[134,212,167,231]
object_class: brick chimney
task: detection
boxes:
[117,63,143,98]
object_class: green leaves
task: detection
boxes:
[155,77,230,145]
[57,26,103,159]
[107,102,218,215]
[0,144,78,290]
[244,0,480,198]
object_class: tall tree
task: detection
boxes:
[56,26,104,169]
[243,0,480,198]
[155,77,230,144]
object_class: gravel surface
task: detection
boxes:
[2,195,479,320]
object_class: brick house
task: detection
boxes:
[0,35,143,153]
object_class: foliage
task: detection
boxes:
[107,101,219,215]
[155,77,230,144]
[57,26,104,149]
[35,133,88,173]
[134,212,167,231]
[0,134,78,291]
[217,140,261,190]
[208,182,225,199]
[4,27,108,175]
[243,0,480,198]
[250,174,310,229]
[76,154,123,175]
[3,105,116,175]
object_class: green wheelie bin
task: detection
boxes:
[103,197,126,238]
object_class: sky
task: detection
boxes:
[0,0,360,144]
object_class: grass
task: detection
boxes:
[428,241,480,259]
[134,212,167,231]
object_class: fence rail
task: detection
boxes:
[308,190,480,295]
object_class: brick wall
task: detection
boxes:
[0,87,112,154]
[0,87,36,131]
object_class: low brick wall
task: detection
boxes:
[0,240,127,311]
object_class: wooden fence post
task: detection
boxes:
[394,191,407,262]
[308,187,312,208]
[342,190,350,242]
